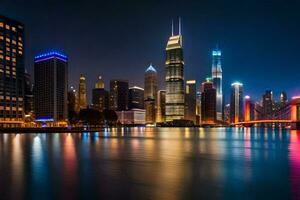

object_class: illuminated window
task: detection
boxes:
[0,36,3,40]
[6,47,10,52]
[18,25,23,29]
[5,56,10,61]
[18,37,22,41]
[12,58,16,62]
[18,51,22,55]
[6,38,10,43]
[12,40,16,45]
[0,22,3,28]
[0,55,3,60]
[12,27,16,32]
[5,25,10,30]
[12,49,16,53]
[18,42,23,47]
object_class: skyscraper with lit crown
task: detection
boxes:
[212,46,223,121]
[230,82,243,123]
[78,74,87,110]
[144,64,157,124]
[165,19,185,122]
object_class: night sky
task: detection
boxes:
[1,0,299,103]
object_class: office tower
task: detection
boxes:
[165,19,185,121]
[92,76,109,112]
[184,80,196,124]
[68,86,77,113]
[201,78,216,125]
[196,91,201,125]
[211,47,223,121]
[262,90,274,119]
[280,91,288,106]
[109,80,128,111]
[128,86,144,110]
[224,104,231,123]
[144,64,157,124]
[244,95,254,122]
[0,16,25,126]
[156,90,166,123]
[24,71,34,115]
[78,74,87,110]
[34,51,68,121]
[230,82,243,123]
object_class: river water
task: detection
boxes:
[0,127,299,200]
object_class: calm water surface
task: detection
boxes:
[0,128,300,200]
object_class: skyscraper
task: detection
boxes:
[201,78,216,125]
[78,74,87,110]
[109,80,128,111]
[211,46,223,121]
[0,16,25,126]
[184,80,196,124]
[165,19,185,122]
[24,71,34,116]
[144,64,157,124]
[280,91,288,106]
[128,86,144,110]
[34,51,68,122]
[156,90,166,123]
[244,95,254,122]
[92,76,109,112]
[230,82,243,123]
[68,86,77,113]
[196,91,201,125]
[262,90,273,119]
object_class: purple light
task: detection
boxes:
[34,51,68,62]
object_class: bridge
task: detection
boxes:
[233,96,300,129]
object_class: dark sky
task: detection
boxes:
[1,0,300,103]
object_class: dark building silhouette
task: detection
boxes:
[128,86,144,110]
[68,86,77,113]
[201,78,216,125]
[34,51,68,121]
[0,15,25,126]
[185,80,196,124]
[262,90,273,119]
[24,71,34,115]
[109,80,128,111]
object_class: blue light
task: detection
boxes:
[34,51,68,62]
[35,117,54,122]
[212,50,221,56]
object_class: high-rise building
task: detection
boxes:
[0,16,25,126]
[34,51,68,121]
[165,19,185,122]
[201,78,216,125]
[280,91,288,106]
[92,76,109,112]
[262,90,273,119]
[230,82,243,123]
[244,95,254,122]
[68,86,77,113]
[196,91,201,125]
[144,64,157,124]
[109,80,128,111]
[184,80,196,124]
[156,90,166,123]
[24,71,34,116]
[78,74,87,110]
[211,47,223,121]
[128,86,144,110]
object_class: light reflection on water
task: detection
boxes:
[0,128,299,199]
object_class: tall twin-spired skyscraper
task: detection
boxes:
[165,19,185,122]
[212,46,223,121]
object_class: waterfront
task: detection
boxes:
[0,128,299,200]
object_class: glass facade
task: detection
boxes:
[165,35,184,121]
[212,48,223,121]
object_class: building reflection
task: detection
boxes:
[289,130,300,199]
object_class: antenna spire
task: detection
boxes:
[172,19,174,36]
[179,17,181,35]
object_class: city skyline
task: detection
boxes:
[1,1,299,102]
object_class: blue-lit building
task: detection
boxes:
[34,51,68,122]
[211,46,223,121]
